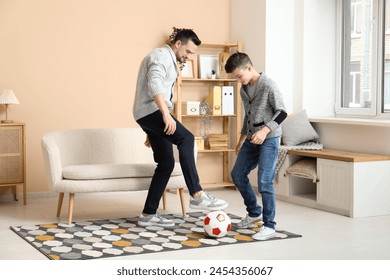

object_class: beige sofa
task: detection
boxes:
[41,127,189,223]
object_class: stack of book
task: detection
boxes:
[207,134,229,150]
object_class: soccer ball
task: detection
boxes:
[203,210,231,238]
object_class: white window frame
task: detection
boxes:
[386,0,390,34]
[336,0,390,118]
[385,60,390,111]
[351,0,363,38]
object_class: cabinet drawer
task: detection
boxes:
[0,126,24,183]
[317,159,351,211]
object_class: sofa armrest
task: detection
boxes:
[41,136,64,190]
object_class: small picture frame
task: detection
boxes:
[199,54,220,79]
[181,59,195,78]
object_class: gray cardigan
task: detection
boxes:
[241,73,287,140]
[133,45,178,121]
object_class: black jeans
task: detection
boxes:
[136,110,202,214]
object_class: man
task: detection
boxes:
[133,28,228,227]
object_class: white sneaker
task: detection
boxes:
[252,226,276,240]
[138,213,174,227]
[236,214,262,228]
[189,192,228,210]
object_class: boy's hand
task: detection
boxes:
[235,142,244,155]
[235,134,247,155]
[250,127,271,145]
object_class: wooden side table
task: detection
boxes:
[0,122,26,205]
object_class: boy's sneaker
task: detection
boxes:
[189,192,228,210]
[252,226,276,240]
[138,213,175,227]
[236,214,262,228]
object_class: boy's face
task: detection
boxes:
[231,66,252,85]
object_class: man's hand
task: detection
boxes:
[163,113,176,135]
[144,135,151,148]
[153,94,176,135]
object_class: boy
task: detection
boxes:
[225,52,287,240]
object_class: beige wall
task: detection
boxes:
[0,0,231,194]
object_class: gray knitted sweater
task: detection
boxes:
[133,45,178,121]
[240,73,287,140]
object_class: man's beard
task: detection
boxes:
[177,56,186,63]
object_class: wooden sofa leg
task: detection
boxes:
[162,190,167,210]
[68,193,75,224]
[56,192,64,217]
[178,188,187,217]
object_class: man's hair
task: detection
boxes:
[225,52,253,73]
[169,27,201,46]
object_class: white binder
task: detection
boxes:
[222,86,234,115]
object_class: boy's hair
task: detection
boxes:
[225,52,253,73]
[169,27,201,46]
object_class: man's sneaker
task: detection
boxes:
[138,213,175,227]
[252,226,276,240]
[236,214,262,228]
[189,192,228,210]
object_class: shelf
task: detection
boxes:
[201,181,236,188]
[200,42,240,48]
[182,114,237,118]
[309,116,390,127]
[198,149,235,153]
[181,78,237,82]
[291,194,316,202]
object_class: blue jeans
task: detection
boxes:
[231,137,280,229]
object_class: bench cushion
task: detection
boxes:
[286,158,317,182]
[62,163,183,180]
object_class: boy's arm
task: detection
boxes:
[250,110,287,144]
[235,133,247,155]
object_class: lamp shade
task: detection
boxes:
[0,89,20,105]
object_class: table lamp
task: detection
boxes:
[0,89,20,123]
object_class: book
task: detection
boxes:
[204,86,222,115]
[222,86,234,115]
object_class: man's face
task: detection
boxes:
[175,40,197,63]
[231,66,251,85]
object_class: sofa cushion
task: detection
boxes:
[62,163,183,180]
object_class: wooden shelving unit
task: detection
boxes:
[175,41,242,188]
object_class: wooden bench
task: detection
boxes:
[275,149,390,218]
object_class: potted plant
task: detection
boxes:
[211,70,216,79]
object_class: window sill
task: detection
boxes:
[309,117,390,127]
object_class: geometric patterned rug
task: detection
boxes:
[10,212,302,260]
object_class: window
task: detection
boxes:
[385,61,390,111]
[337,0,390,118]
[348,62,362,107]
[351,0,363,37]
[386,0,390,33]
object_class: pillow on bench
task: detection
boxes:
[281,110,319,146]
[285,158,318,182]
